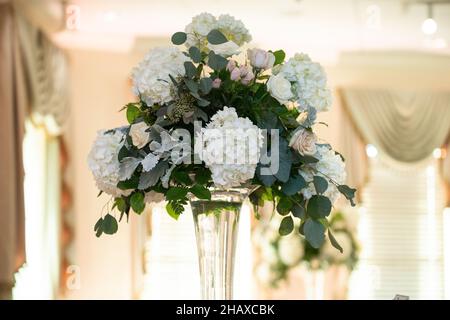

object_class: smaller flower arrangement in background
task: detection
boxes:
[254,210,359,288]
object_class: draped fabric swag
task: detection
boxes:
[0,2,70,299]
[339,88,450,200]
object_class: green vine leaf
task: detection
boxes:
[304,218,325,248]
[279,216,294,236]
[313,176,328,194]
[171,32,187,45]
[130,192,145,215]
[307,195,332,219]
[102,214,118,235]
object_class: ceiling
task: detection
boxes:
[17,0,450,63]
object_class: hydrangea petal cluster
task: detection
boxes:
[131,47,189,106]
[88,130,131,198]
[300,145,346,203]
[184,13,251,53]
[271,53,332,112]
[196,107,263,189]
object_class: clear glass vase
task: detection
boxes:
[190,188,249,300]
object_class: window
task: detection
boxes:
[349,157,446,299]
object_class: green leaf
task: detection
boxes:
[188,46,201,63]
[166,200,186,220]
[171,32,187,45]
[274,139,292,183]
[298,155,319,164]
[130,192,145,214]
[126,105,140,124]
[190,184,211,200]
[279,216,294,236]
[277,197,293,215]
[208,51,228,71]
[304,218,325,248]
[102,214,118,235]
[337,185,357,207]
[196,98,210,107]
[195,168,211,185]
[117,175,139,190]
[118,145,130,162]
[328,229,343,253]
[291,203,305,219]
[94,217,103,232]
[115,197,127,213]
[199,78,213,95]
[307,195,332,219]
[313,176,328,194]
[166,187,189,201]
[173,171,193,186]
[207,29,228,44]
[184,62,197,79]
[281,175,307,196]
[272,50,286,65]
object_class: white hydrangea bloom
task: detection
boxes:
[184,13,251,53]
[275,53,332,112]
[87,130,131,198]
[131,47,189,106]
[216,14,252,46]
[300,145,346,204]
[196,107,263,189]
[185,12,217,51]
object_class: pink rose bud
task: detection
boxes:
[212,78,222,88]
[226,59,237,72]
[230,67,241,81]
[239,66,255,85]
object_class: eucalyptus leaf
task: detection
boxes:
[272,50,286,65]
[207,29,228,44]
[328,229,343,253]
[277,197,293,215]
[171,32,187,45]
[188,46,202,63]
[337,185,357,206]
[279,216,294,236]
[281,174,307,196]
[291,203,305,219]
[102,214,118,235]
[184,61,197,79]
[130,192,145,214]
[307,195,332,219]
[313,176,328,194]
[199,78,213,94]
[208,51,228,71]
[304,218,325,248]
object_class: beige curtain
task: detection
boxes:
[0,2,27,300]
[340,88,450,200]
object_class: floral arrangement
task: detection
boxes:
[87,12,356,250]
[254,211,359,287]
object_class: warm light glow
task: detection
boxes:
[366,144,378,158]
[433,148,442,159]
[422,18,437,35]
[65,4,81,31]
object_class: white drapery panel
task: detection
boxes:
[341,88,450,164]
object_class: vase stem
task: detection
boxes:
[190,189,248,300]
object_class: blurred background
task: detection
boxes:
[1,0,450,300]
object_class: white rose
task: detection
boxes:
[247,48,275,70]
[267,73,294,104]
[289,128,317,156]
[129,122,150,149]
[278,234,304,266]
[208,41,240,57]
